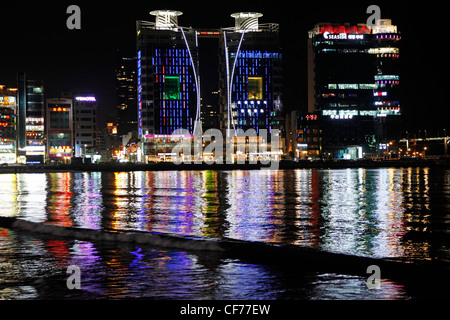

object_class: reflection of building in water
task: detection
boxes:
[0,173,18,216]
[292,169,323,246]
[200,170,224,238]
[316,168,407,258]
[399,167,443,261]
[223,170,282,243]
[15,173,47,221]
[46,172,73,226]
[71,172,103,229]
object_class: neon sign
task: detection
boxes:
[323,32,364,40]
[75,96,96,102]
[319,25,370,35]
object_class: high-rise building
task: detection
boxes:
[17,72,45,164]
[219,12,283,137]
[73,95,98,157]
[0,85,17,164]
[136,10,200,162]
[307,19,400,158]
[46,97,73,163]
[115,52,137,137]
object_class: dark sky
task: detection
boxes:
[0,0,446,133]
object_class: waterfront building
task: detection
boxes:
[136,10,200,162]
[73,95,98,158]
[115,52,138,137]
[285,110,322,160]
[0,85,17,164]
[307,19,400,158]
[218,12,283,161]
[45,98,73,163]
[17,72,45,164]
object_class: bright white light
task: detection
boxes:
[75,97,96,102]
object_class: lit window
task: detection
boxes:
[164,76,180,100]
[248,77,263,100]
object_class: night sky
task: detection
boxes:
[0,0,446,133]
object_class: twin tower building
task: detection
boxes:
[136,10,283,163]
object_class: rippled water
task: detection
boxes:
[1,168,449,300]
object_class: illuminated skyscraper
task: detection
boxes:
[307,19,400,158]
[136,10,200,162]
[46,97,73,163]
[0,85,17,163]
[219,12,283,136]
[17,72,45,164]
[73,95,98,157]
[115,52,137,137]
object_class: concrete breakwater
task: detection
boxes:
[0,216,448,286]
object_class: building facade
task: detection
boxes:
[285,110,322,160]
[307,19,400,158]
[0,85,17,164]
[73,95,98,157]
[136,10,200,162]
[46,98,73,163]
[115,52,138,137]
[17,72,45,164]
[219,12,283,137]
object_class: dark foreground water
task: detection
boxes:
[0,168,449,300]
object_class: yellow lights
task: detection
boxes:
[368,47,399,55]
[52,107,68,112]
[248,77,263,100]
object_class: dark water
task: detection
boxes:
[0,168,449,300]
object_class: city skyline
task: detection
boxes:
[0,1,446,133]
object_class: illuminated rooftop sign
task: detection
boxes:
[75,96,96,102]
[323,32,365,40]
[319,25,370,35]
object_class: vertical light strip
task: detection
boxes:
[224,30,245,136]
[223,31,231,135]
[180,27,201,135]
[230,31,245,134]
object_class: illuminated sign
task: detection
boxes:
[330,114,354,119]
[26,125,44,131]
[320,25,370,35]
[145,134,194,138]
[52,107,69,112]
[49,146,72,157]
[368,47,399,54]
[75,96,96,102]
[323,32,365,40]
[375,75,399,81]
[305,114,318,121]
[328,84,378,90]
[322,110,358,116]
[25,145,45,155]
[0,96,15,107]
